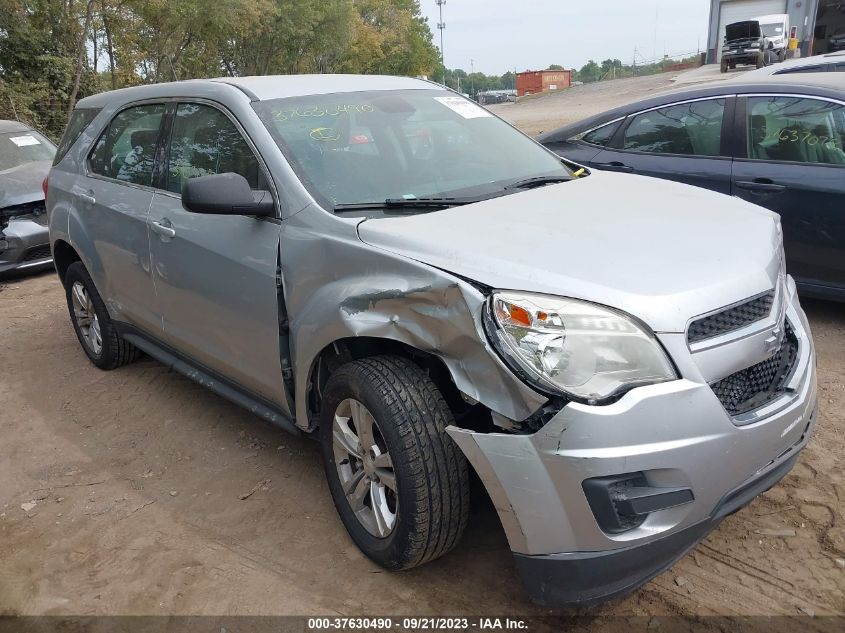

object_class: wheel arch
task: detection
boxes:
[52,239,82,285]
[304,337,477,433]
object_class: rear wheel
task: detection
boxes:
[64,262,140,370]
[320,356,470,570]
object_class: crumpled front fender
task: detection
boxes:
[281,206,548,431]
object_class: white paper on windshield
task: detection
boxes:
[9,135,40,147]
[434,96,492,119]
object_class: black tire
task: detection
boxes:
[756,53,765,69]
[720,59,728,73]
[64,261,140,370]
[320,355,470,570]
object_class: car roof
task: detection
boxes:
[537,73,845,142]
[77,74,438,108]
[744,52,845,76]
[756,13,788,22]
[0,120,33,133]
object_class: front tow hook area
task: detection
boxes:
[582,473,694,534]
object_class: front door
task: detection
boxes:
[590,97,734,195]
[148,102,288,410]
[732,95,845,294]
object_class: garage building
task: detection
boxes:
[706,0,845,62]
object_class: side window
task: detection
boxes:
[167,103,264,195]
[579,120,621,147]
[747,96,845,165]
[622,99,726,156]
[777,65,823,74]
[54,108,100,165]
[89,104,165,186]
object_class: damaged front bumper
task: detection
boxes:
[447,290,817,607]
[0,213,52,274]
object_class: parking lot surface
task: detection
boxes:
[1,71,844,620]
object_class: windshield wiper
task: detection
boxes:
[334,194,502,213]
[505,176,571,190]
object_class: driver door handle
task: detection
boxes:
[150,219,176,239]
[735,180,787,194]
[593,161,634,173]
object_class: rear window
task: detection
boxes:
[54,108,100,165]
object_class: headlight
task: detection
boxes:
[749,42,761,48]
[485,292,677,404]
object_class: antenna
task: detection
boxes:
[436,0,446,85]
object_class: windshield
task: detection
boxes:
[0,130,56,172]
[253,89,570,210]
[761,23,784,38]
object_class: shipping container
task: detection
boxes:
[516,70,572,96]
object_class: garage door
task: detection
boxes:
[717,0,787,60]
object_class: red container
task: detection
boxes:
[516,70,572,97]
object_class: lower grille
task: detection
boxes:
[21,245,52,262]
[711,321,798,417]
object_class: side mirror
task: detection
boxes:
[182,172,275,217]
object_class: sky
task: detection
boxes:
[418,0,712,75]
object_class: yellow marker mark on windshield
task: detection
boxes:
[273,104,375,123]
[572,168,586,178]
[310,127,341,142]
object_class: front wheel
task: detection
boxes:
[320,356,470,570]
[720,59,728,73]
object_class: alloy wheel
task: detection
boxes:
[71,281,102,355]
[332,398,397,537]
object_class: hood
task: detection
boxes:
[357,171,781,333]
[726,21,762,42]
[0,160,51,209]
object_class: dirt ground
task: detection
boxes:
[1,70,844,621]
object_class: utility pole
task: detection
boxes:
[436,0,446,85]
[633,47,637,76]
[470,58,475,99]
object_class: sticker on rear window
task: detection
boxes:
[9,135,41,147]
[434,96,492,119]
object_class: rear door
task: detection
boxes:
[147,101,289,410]
[732,94,845,295]
[82,102,166,334]
[587,97,735,195]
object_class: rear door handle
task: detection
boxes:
[79,193,96,205]
[735,180,787,194]
[150,219,176,239]
[593,161,634,173]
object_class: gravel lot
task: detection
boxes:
[1,70,843,623]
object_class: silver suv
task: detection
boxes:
[47,75,817,607]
